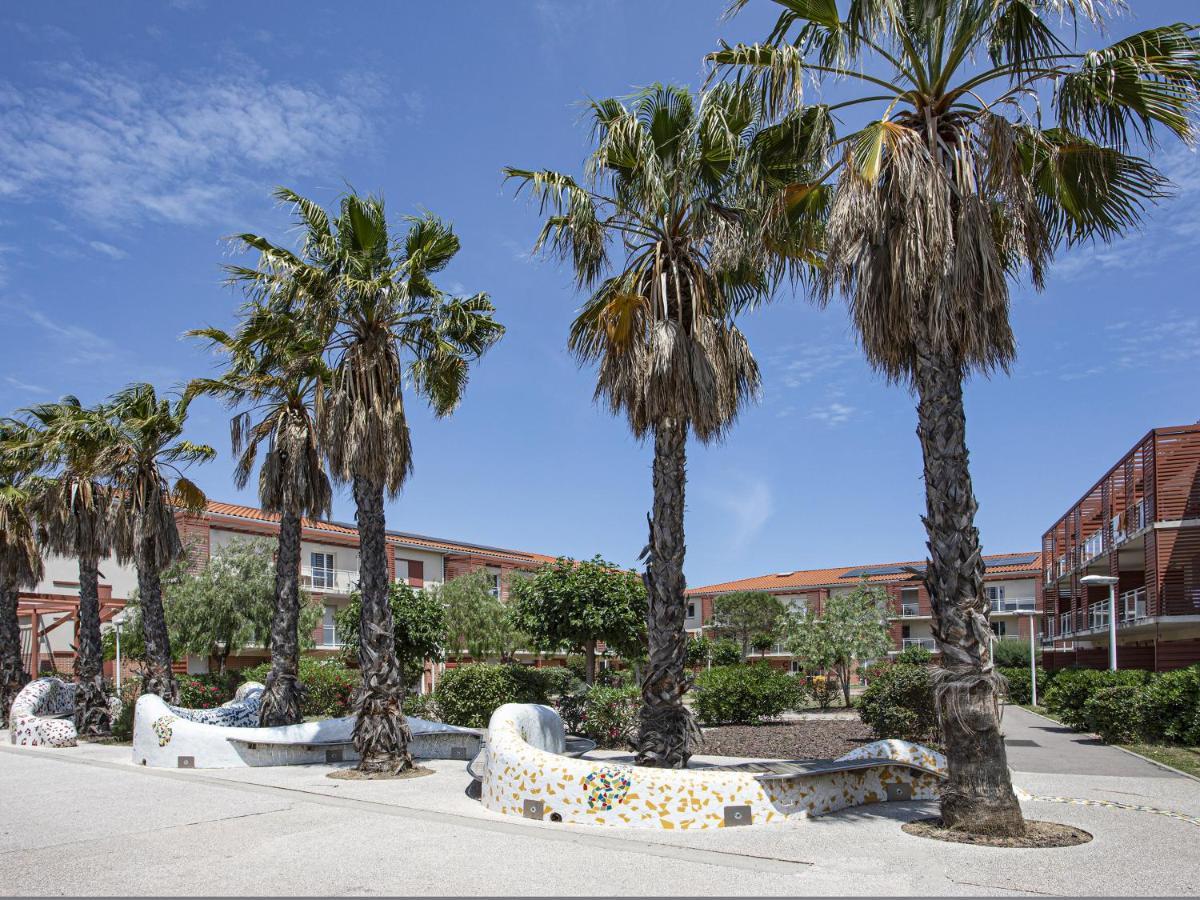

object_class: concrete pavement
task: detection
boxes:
[1,712,1198,896]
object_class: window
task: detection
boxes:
[900,587,919,616]
[310,552,335,589]
[986,585,1005,601]
[322,605,339,647]
[901,625,911,639]
[395,558,409,584]
[990,620,1007,638]
[490,573,501,598]
[686,602,696,620]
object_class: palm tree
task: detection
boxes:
[506,84,799,767]
[187,318,332,726]
[16,398,118,736]
[713,0,1200,834]
[0,429,43,727]
[101,384,214,702]
[227,188,503,773]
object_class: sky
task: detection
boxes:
[1,1,1198,589]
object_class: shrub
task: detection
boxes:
[1142,665,1200,745]
[809,674,837,710]
[240,657,358,719]
[1044,668,1148,731]
[538,665,580,699]
[997,666,1052,706]
[710,639,744,667]
[686,635,714,666]
[1083,685,1147,744]
[556,687,589,735]
[434,663,553,728]
[109,678,141,741]
[403,693,442,721]
[580,685,640,748]
[857,662,940,745]
[894,644,933,666]
[176,674,237,709]
[991,638,1031,668]
[693,664,803,725]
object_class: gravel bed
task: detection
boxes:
[698,719,875,760]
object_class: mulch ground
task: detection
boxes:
[699,719,876,759]
[903,818,1092,848]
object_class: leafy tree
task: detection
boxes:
[0,429,43,726]
[750,632,776,659]
[786,581,892,707]
[992,638,1030,668]
[709,591,787,659]
[187,316,332,726]
[710,638,744,667]
[507,556,646,685]
[229,188,502,772]
[164,538,320,676]
[714,0,1200,836]
[506,83,802,767]
[433,569,527,663]
[13,397,118,735]
[335,581,446,691]
[100,384,213,702]
[685,635,714,667]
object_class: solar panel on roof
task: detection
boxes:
[840,565,923,579]
[983,553,1039,568]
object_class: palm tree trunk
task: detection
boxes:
[260,506,305,726]
[74,555,111,736]
[351,474,413,773]
[914,341,1024,837]
[0,580,29,728]
[584,639,597,685]
[636,418,698,768]
[136,537,178,703]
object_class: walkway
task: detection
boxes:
[1,716,1198,896]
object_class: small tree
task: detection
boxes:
[335,582,446,691]
[709,591,787,660]
[164,538,319,676]
[751,633,776,659]
[434,569,527,663]
[710,638,744,667]
[507,556,646,684]
[786,580,892,707]
[685,635,713,668]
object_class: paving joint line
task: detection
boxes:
[0,744,814,875]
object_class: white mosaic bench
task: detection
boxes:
[8,677,79,748]
[477,703,947,829]
[133,685,482,769]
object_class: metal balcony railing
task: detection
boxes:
[1059,611,1074,636]
[1081,531,1105,563]
[1088,602,1110,631]
[899,604,921,617]
[902,638,937,651]
[301,565,359,594]
[990,598,1037,614]
[1121,587,1148,624]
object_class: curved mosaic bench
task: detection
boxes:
[132,687,481,769]
[8,677,79,748]
[478,703,946,829]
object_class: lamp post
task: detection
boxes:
[1015,610,1041,706]
[111,610,129,686]
[1081,574,1120,671]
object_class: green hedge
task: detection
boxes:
[1143,665,1200,745]
[996,666,1054,706]
[1082,685,1147,744]
[693,664,804,725]
[1043,668,1149,731]
[1040,666,1200,746]
[434,663,554,728]
[857,662,940,745]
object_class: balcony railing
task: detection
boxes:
[1059,611,1073,636]
[1056,554,1071,578]
[1121,587,1148,624]
[1081,531,1105,564]
[901,638,937,651]
[899,604,921,617]
[1088,602,1110,631]
[301,566,359,594]
[990,598,1036,614]
[320,625,341,647]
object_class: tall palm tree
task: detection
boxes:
[227,188,503,773]
[187,318,332,726]
[713,0,1200,834]
[101,384,214,702]
[506,84,800,767]
[16,398,118,736]
[0,428,43,727]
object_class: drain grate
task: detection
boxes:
[1006,739,1039,746]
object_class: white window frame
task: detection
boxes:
[990,620,1007,638]
[686,602,696,620]
[986,585,1006,601]
[310,552,335,589]
[322,604,339,647]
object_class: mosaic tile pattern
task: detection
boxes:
[479,703,945,830]
[8,678,79,748]
[165,683,263,728]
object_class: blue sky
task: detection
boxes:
[1,1,1198,588]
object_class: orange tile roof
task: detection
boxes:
[688,552,1042,596]
[201,499,559,566]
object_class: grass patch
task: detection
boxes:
[1118,743,1200,779]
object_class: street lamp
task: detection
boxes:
[1015,610,1041,706]
[111,610,129,686]
[1080,574,1120,671]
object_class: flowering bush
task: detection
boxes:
[176,674,236,709]
[580,685,639,748]
[809,674,838,710]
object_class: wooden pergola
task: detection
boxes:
[18,594,126,676]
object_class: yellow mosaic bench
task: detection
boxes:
[477,703,946,829]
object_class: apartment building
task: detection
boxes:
[687,552,1043,669]
[17,498,557,678]
[1040,424,1200,671]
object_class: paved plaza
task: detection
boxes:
[1,707,1197,896]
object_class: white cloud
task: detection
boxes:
[11,305,118,365]
[88,240,127,260]
[0,61,378,227]
[808,401,856,426]
[4,376,51,395]
[701,475,773,553]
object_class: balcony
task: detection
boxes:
[1121,587,1148,624]
[301,565,359,594]
[990,598,1036,614]
[1081,531,1105,564]
[1059,611,1074,636]
[901,638,937,651]
[899,604,921,617]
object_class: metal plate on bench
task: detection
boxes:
[325,748,343,763]
[885,783,913,801]
[724,804,752,827]
[450,746,467,760]
[177,756,195,769]
[523,799,545,820]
